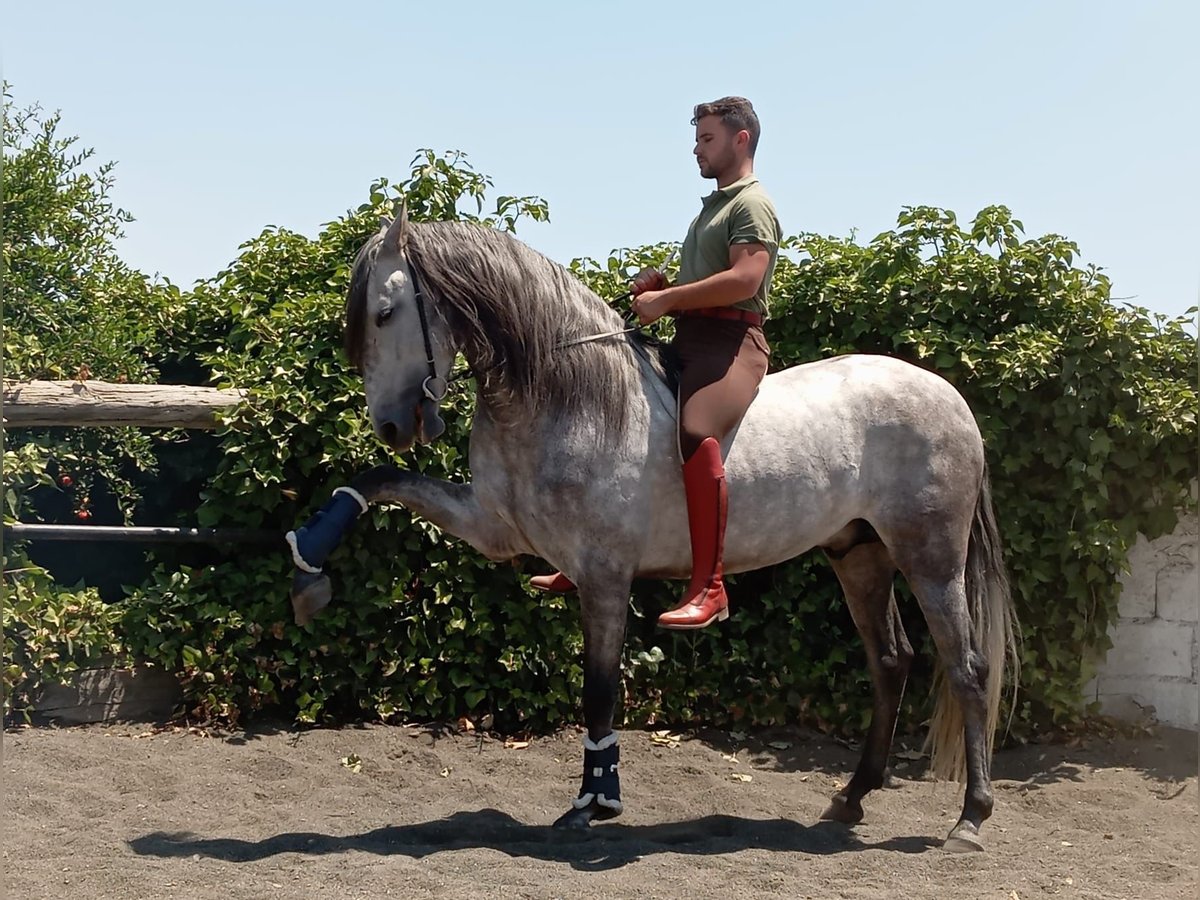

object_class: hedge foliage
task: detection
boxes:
[4,90,1195,738]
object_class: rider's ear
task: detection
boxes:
[384,198,410,251]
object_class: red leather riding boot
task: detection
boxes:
[657,436,730,630]
[530,571,577,593]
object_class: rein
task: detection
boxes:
[555,294,642,349]
[528,248,679,350]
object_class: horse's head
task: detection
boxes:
[346,206,455,453]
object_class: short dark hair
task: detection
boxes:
[692,96,761,156]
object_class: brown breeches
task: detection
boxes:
[672,316,770,461]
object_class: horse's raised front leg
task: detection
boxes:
[287,464,520,624]
[552,573,631,830]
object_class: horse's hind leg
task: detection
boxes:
[819,541,914,825]
[894,546,995,852]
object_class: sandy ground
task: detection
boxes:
[3,720,1196,900]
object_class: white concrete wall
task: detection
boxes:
[1085,509,1198,730]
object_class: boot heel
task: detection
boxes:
[717,607,729,622]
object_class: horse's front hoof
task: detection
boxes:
[819,793,864,825]
[943,819,985,853]
[552,800,621,831]
[290,570,332,626]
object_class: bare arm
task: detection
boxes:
[658,243,771,311]
[631,242,770,323]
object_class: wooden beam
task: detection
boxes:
[1,380,246,429]
[5,523,281,545]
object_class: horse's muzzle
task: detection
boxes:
[375,396,446,452]
[414,397,447,444]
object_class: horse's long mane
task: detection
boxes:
[345,220,672,431]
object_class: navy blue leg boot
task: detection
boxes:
[286,486,368,625]
[287,486,369,573]
[572,732,622,816]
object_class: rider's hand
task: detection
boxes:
[631,267,667,296]
[632,289,671,325]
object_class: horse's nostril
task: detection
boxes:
[380,420,399,447]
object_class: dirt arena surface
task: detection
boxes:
[3,720,1196,899]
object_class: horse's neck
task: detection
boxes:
[553,281,625,329]
[448,273,646,433]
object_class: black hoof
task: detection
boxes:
[820,793,864,825]
[552,800,621,830]
[944,819,985,852]
[290,570,332,626]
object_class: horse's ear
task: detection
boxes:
[383,198,410,251]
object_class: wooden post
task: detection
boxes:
[1,380,246,429]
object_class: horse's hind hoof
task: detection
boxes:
[943,820,985,853]
[819,793,864,825]
[290,570,332,626]
[552,800,621,831]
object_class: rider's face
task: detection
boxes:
[694,115,744,180]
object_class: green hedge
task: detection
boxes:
[5,92,1195,737]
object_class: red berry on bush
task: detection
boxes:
[60,475,73,487]
[76,509,91,521]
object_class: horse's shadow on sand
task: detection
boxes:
[128,809,939,872]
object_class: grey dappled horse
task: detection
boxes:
[286,209,1019,852]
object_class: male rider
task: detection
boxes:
[534,96,782,632]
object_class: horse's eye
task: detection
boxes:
[376,306,394,327]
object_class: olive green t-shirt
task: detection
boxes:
[676,175,782,317]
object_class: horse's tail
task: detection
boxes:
[926,462,1021,782]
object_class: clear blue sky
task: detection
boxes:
[4,0,1198,323]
